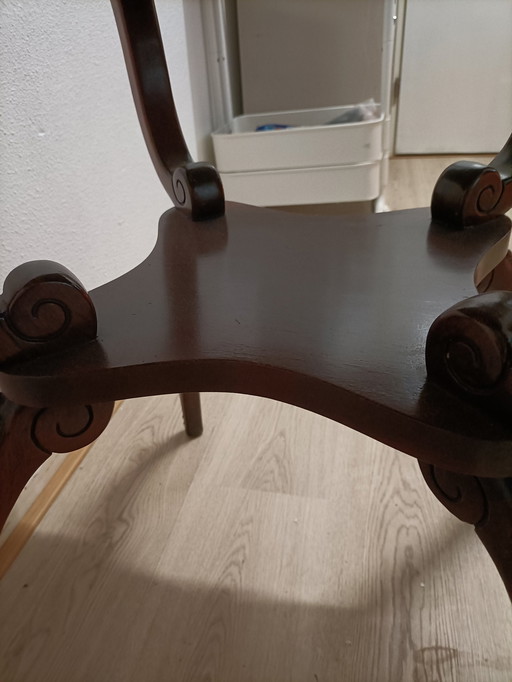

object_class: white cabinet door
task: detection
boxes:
[395,0,512,154]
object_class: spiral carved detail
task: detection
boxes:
[0,394,114,532]
[0,261,97,365]
[30,401,114,454]
[431,132,512,228]
[426,291,512,399]
[171,163,225,222]
[8,292,73,343]
[420,459,512,599]
[476,167,505,214]
[419,462,488,527]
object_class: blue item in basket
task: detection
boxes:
[256,124,295,131]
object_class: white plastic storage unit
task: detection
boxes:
[210,0,396,208]
[212,105,384,206]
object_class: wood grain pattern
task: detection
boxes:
[0,393,510,681]
[0,454,66,544]
[384,155,490,211]
[0,446,91,579]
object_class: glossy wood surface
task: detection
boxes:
[1,1,511,673]
[110,0,224,220]
[1,204,511,477]
[432,132,512,227]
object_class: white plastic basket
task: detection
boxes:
[220,162,381,207]
[212,104,384,173]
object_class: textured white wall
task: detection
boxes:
[0,0,201,291]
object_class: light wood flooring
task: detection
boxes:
[0,157,511,681]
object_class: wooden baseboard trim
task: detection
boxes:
[0,401,123,579]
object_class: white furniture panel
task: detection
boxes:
[396,0,512,154]
[220,162,382,207]
[212,105,384,173]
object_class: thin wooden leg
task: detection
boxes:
[0,393,113,533]
[418,461,512,599]
[179,392,203,438]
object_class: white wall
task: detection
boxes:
[0,0,203,291]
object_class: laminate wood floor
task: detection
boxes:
[1,157,511,682]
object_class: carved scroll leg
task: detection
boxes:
[419,461,512,599]
[0,393,114,533]
[179,392,203,438]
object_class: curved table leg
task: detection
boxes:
[418,461,512,599]
[179,392,203,438]
[0,393,113,533]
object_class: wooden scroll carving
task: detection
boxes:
[425,199,512,598]
[425,290,512,413]
[0,261,97,366]
[0,260,114,531]
[110,0,224,221]
[432,133,512,228]
[419,462,489,527]
[419,461,512,598]
[0,394,114,531]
